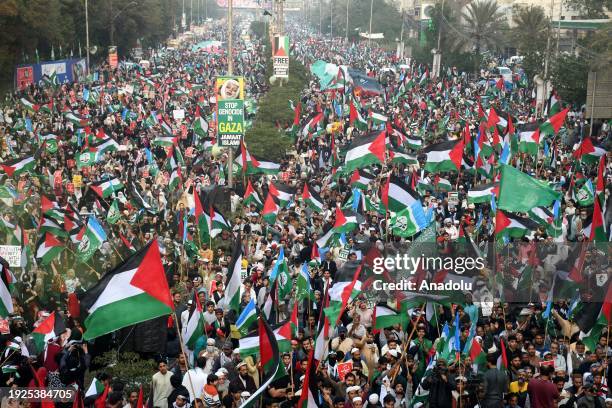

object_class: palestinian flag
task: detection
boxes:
[325,261,362,325]
[297,351,322,408]
[0,257,15,317]
[236,142,281,175]
[302,184,324,213]
[547,90,561,115]
[151,135,176,147]
[467,183,496,204]
[225,240,244,313]
[495,210,539,238]
[40,101,53,114]
[209,206,231,237]
[262,193,280,224]
[343,130,386,173]
[373,304,405,329]
[193,116,209,137]
[572,137,607,164]
[91,136,120,157]
[39,215,69,238]
[435,176,452,192]
[287,101,302,137]
[422,140,464,172]
[539,108,569,135]
[468,337,487,367]
[382,175,421,213]
[183,293,204,349]
[0,156,36,177]
[31,311,66,353]
[194,191,211,243]
[79,240,174,340]
[518,122,541,155]
[239,317,282,408]
[84,377,108,408]
[35,233,64,266]
[349,169,374,190]
[168,168,182,192]
[529,206,562,238]
[239,319,292,357]
[369,111,387,126]
[389,150,418,165]
[332,207,358,234]
[20,98,39,112]
[590,196,607,242]
[406,136,423,151]
[236,298,257,337]
[349,99,367,130]
[90,178,124,198]
[269,183,296,208]
[301,112,324,136]
[243,180,263,209]
[497,164,561,212]
[65,112,91,127]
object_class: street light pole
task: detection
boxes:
[368,0,373,47]
[227,0,234,188]
[85,0,90,74]
[345,0,349,41]
[331,0,334,38]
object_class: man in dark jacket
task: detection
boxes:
[483,353,508,408]
[422,359,456,408]
[228,362,257,395]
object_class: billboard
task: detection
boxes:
[14,58,88,91]
[215,0,271,8]
[216,76,245,147]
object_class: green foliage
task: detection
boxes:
[0,0,225,84]
[461,0,507,56]
[244,22,308,161]
[87,351,156,396]
[563,0,612,18]
[510,5,548,81]
[550,54,589,107]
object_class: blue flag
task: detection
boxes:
[270,246,285,282]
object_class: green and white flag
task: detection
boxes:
[77,152,97,169]
[107,200,121,224]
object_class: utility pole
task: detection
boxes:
[345,0,349,41]
[368,0,373,47]
[331,0,334,38]
[227,0,234,188]
[556,0,562,55]
[544,0,554,79]
[432,0,444,78]
[398,0,404,59]
[85,0,90,74]
[319,0,322,35]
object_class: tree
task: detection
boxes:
[564,0,612,18]
[461,0,506,57]
[550,54,589,107]
[511,5,548,81]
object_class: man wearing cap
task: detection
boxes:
[332,326,354,356]
[228,361,256,396]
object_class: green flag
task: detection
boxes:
[497,164,561,212]
[107,200,121,224]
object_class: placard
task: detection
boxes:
[173,109,185,120]
[337,361,353,381]
[447,191,459,205]
[216,76,244,147]
[72,175,83,188]
[0,245,22,267]
[273,36,290,79]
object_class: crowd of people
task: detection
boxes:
[0,9,611,408]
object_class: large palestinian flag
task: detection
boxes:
[467,183,497,204]
[343,130,386,173]
[518,122,541,155]
[572,137,607,164]
[422,140,464,172]
[90,178,124,198]
[35,233,64,266]
[224,239,243,314]
[302,184,324,213]
[0,156,36,177]
[79,240,174,340]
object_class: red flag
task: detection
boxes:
[136,385,144,408]
[500,339,508,368]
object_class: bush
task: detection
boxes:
[245,22,309,161]
[86,351,156,396]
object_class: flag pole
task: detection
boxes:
[63,246,101,279]
[174,317,199,408]
[390,305,424,383]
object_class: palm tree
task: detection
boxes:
[511,5,548,52]
[461,0,506,56]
